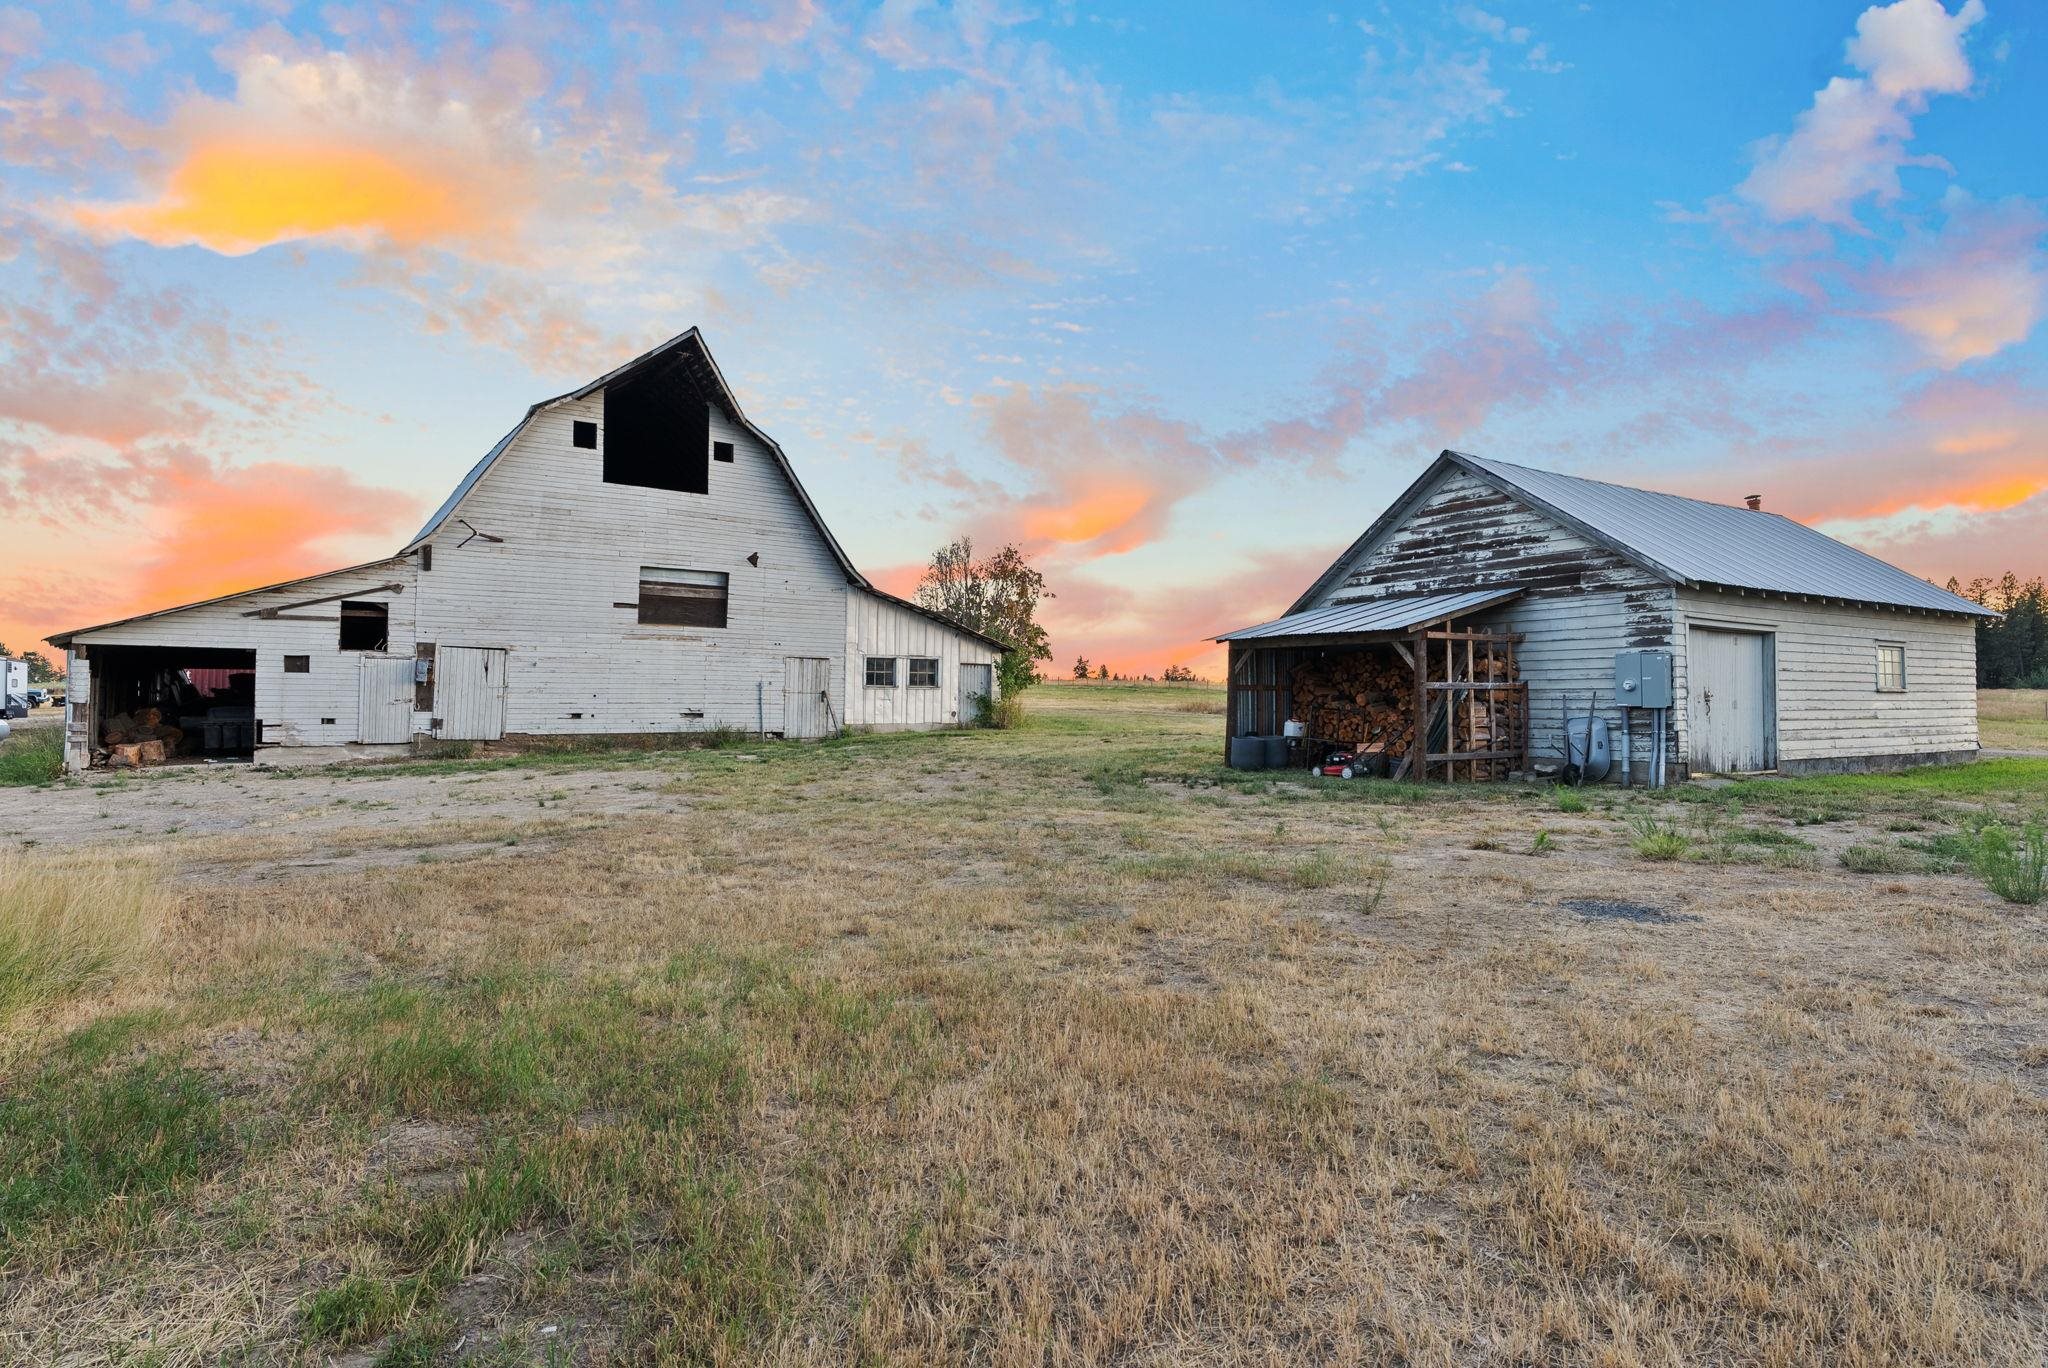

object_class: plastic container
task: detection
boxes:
[1228,735,1267,770]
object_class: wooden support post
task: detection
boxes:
[1224,643,1240,763]
[1410,630,1428,782]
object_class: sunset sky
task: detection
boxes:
[1,0,2043,676]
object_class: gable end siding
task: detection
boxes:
[1313,467,1678,770]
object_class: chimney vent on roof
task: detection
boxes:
[1744,494,1763,511]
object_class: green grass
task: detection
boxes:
[1977,819,2046,904]
[1840,843,1928,875]
[0,725,64,786]
[1627,813,1691,861]
[0,1054,233,1246]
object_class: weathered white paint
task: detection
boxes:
[434,647,508,740]
[63,561,417,762]
[844,589,1002,730]
[357,656,415,744]
[1282,465,1981,779]
[1686,627,1770,772]
[959,662,994,723]
[1674,588,1977,770]
[52,340,997,770]
[782,656,831,739]
[1309,466,1678,775]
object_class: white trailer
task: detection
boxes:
[3,657,27,702]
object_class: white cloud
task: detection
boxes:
[1866,197,2046,366]
[1738,0,1985,225]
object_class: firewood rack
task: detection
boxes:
[1398,624,1528,782]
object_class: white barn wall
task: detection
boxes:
[65,560,418,755]
[845,591,1003,729]
[409,396,855,737]
[1675,588,1978,770]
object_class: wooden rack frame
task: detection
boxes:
[1404,624,1528,782]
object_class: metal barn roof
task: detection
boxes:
[1215,586,1523,642]
[1289,451,1995,618]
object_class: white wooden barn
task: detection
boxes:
[1217,451,1996,780]
[48,330,1005,773]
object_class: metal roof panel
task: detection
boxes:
[1215,586,1523,641]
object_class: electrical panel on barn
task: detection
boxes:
[1613,649,1673,710]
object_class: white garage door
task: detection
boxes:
[1687,628,1771,773]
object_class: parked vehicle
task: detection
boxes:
[1,658,25,707]
[2,693,27,721]
[25,687,48,708]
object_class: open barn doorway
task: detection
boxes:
[85,645,257,768]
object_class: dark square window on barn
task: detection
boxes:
[283,655,310,674]
[603,374,709,494]
[713,440,734,462]
[339,601,389,651]
[907,657,940,687]
[864,656,897,688]
[638,567,728,628]
[573,419,598,449]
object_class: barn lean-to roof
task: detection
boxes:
[1288,450,1996,620]
[50,329,1008,653]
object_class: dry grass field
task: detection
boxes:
[2,685,2046,1365]
[1980,688,2048,752]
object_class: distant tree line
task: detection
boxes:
[1946,574,2048,687]
[0,645,60,681]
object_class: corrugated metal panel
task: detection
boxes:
[436,647,507,740]
[1215,586,1524,641]
[1455,454,1995,617]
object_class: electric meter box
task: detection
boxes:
[1613,649,1673,710]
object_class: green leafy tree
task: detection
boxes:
[1097,664,1109,680]
[1950,574,2048,687]
[1163,663,1199,683]
[1072,655,1091,679]
[20,650,58,682]
[915,538,1053,696]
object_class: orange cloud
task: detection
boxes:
[80,140,487,255]
[132,459,418,613]
[1019,482,1154,547]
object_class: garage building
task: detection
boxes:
[1216,450,1995,780]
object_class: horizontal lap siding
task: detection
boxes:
[1320,469,1677,773]
[412,397,851,736]
[67,561,418,748]
[846,592,1002,729]
[1676,589,1977,763]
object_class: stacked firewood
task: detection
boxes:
[1290,652,1414,753]
[101,707,185,768]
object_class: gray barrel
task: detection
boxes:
[1263,735,1291,768]
[1228,735,1267,770]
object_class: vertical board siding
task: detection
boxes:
[1675,588,1977,765]
[844,591,1002,730]
[412,396,853,737]
[66,561,418,750]
[1316,468,1679,774]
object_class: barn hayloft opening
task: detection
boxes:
[603,363,712,494]
[85,645,257,768]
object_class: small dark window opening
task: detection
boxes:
[908,657,940,688]
[864,657,898,688]
[573,420,598,449]
[638,568,728,628]
[603,375,709,494]
[713,440,734,463]
[339,601,389,651]
[283,655,310,674]
[419,544,432,572]
[320,717,336,725]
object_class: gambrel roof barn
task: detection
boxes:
[50,330,1004,773]
[1218,451,1995,781]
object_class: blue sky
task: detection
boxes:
[1,0,2042,671]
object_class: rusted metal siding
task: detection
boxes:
[1312,467,1679,773]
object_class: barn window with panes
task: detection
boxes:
[1876,643,1906,692]
[638,568,728,628]
[907,657,939,687]
[864,657,897,687]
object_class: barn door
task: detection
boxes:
[959,662,992,725]
[1687,628,1771,773]
[356,655,414,744]
[782,657,830,738]
[436,647,508,740]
